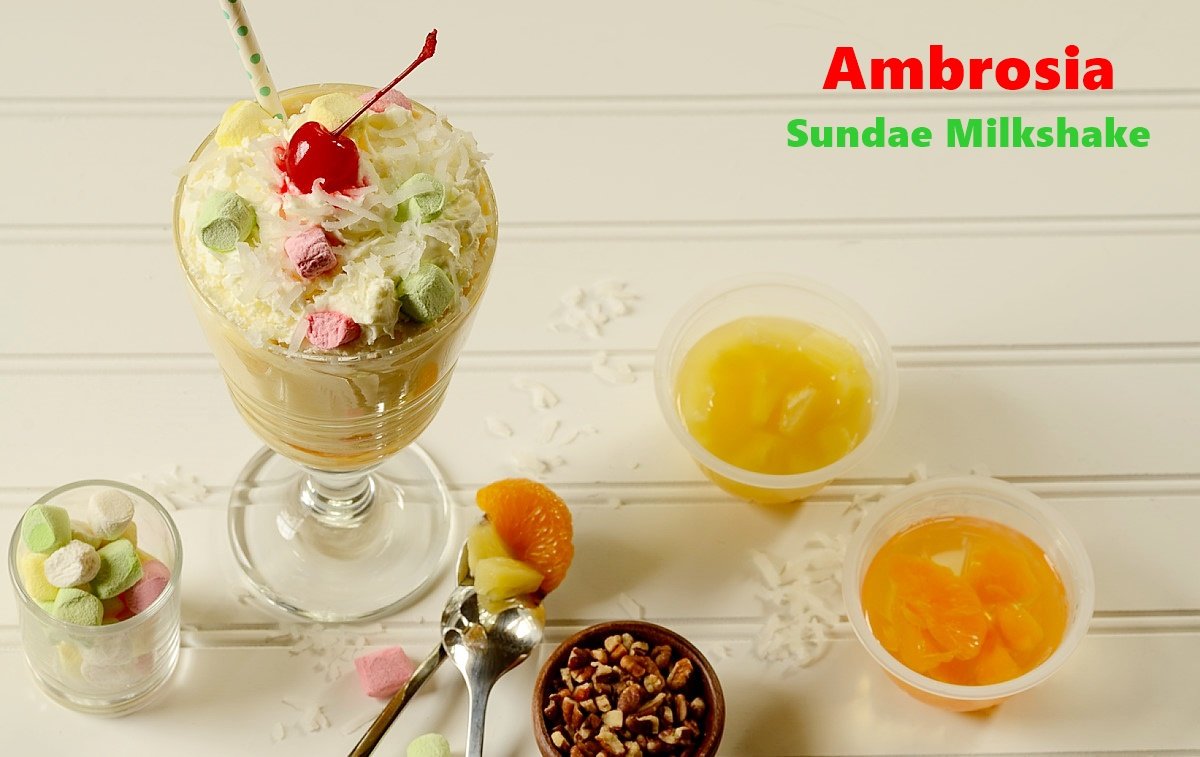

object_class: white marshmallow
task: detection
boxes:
[43,540,101,588]
[88,488,135,540]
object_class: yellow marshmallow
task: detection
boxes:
[216,100,275,147]
[303,93,363,133]
[18,552,58,602]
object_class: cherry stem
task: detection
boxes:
[332,29,438,137]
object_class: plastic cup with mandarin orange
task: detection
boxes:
[842,476,1095,711]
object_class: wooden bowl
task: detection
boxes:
[532,620,725,756]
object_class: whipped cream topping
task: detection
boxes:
[177,93,494,351]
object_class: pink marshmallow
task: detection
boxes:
[284,226,338,279]
[306,311,361,349]
[359,89,412,113]
[354,646,415,698]
[122,559,170,615]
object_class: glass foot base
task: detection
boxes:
[228,445,453,622]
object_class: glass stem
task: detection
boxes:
[299,466,378,524]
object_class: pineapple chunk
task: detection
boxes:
[474,557,544,602]
[467,521,512,576]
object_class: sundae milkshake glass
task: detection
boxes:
[174,83,497,621]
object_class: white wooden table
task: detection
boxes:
[2,1,1199,754]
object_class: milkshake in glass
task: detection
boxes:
[174,83,497,620]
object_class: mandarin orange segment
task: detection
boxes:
[891,556,988,661]
[996,602,1044,653]
[475,478,574,594]
[974,638,1022,685]
[963,544,1040,605]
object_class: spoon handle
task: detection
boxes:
[464,679,495,757]
[347,644,447,757]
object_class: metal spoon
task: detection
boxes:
[347,544,472,757]
[442,586,545,757]
[348,540,546,756]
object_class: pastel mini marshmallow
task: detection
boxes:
[354,646,415,698]
[88,488,135,540]
[102,595,130,622]
[284,226,338,279]
[303,92,363,132]
[43,540,101,588]
[216,99,275,147]
[306,311,361,350]
[407,733,451,757]
[18,552,59,602]
[93,539,143,600]
[71,520,103,548]
[198,190,257,252]
[122,559,171,615]
[52,587,104,626]
[398,263,455,324]
[21,504,72,553]
[394,173,446,223]
[360,88,412,113]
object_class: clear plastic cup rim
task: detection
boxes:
[841,475,1096,702]
[7,480,184,637]
[653,274,899,491]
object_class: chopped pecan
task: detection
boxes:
[666,658,694,690]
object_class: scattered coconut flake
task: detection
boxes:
[604,497,624,509]
[970,463,993,478]
[512,377,559,410]
[271,722,287,743]
[549,280,639,339]
[303,705,331,733]
[512,451,549,477]
[751,535,847,670]
[909,463,928,482]
[630,461,641,470]
[591,351,638,385]
[485,417,513,438]
[127,465,210,510]
[705,643,732,663]
[618,593,644,619]
[541,417,561,443]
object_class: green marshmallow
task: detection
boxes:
[92,539,143,600]
[397,263,456,323]
[52,588,103,626]
[21,504,71,553]
[198,190,257,252]
[37,600,57,615]
[395,173,446,223]
[407,733,451,757]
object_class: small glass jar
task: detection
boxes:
[7,480,183,715]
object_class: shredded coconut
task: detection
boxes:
[590,351,637,385]
[127,465,210,510]
[549,280,639,338]
[751,534,847,670]
[485,417,513,438]
[512,377,560,410]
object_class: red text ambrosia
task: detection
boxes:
[823,45,1113,91]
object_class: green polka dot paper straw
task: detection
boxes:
[217,0,285,119]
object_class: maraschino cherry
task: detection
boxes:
[285,30,438,194]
